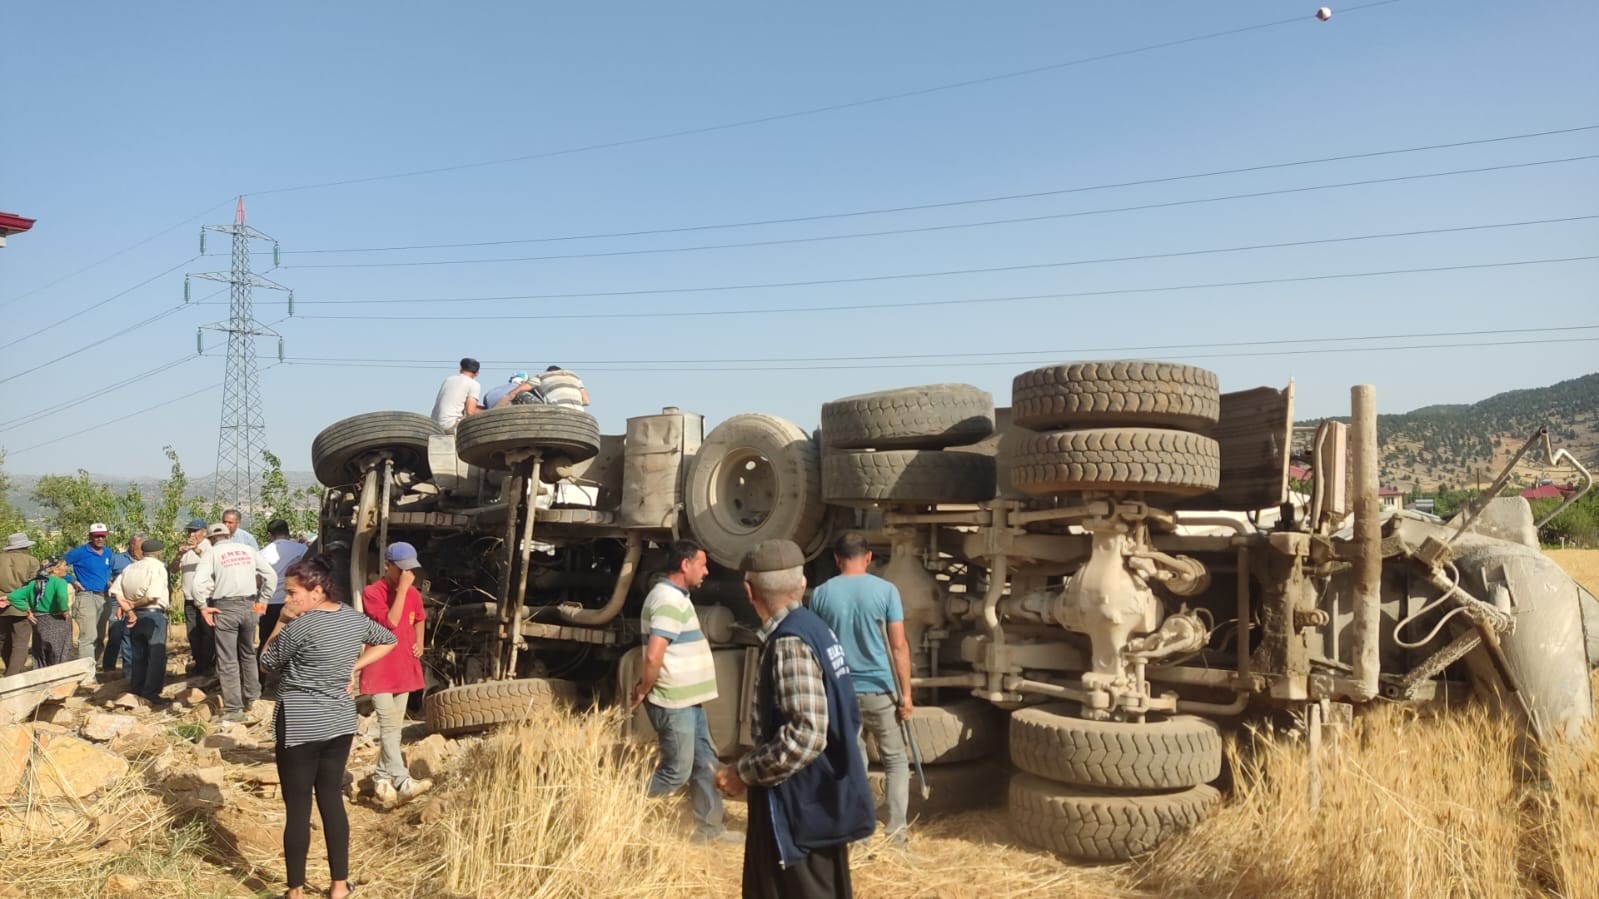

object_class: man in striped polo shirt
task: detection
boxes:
[629,539,735,843]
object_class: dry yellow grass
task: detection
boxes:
[1547,548,1599,595]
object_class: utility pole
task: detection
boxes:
[189,197,292,514]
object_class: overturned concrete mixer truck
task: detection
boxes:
[309,360,1596,861]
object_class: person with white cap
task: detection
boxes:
[481,369,540,410]
[358,541,431,806]
[1,533,40,676]
[195,522,276,722]
[63,523,115,664]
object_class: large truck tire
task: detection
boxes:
[455,405,601,470]
[1010,705,1222,790]
[1012,361,1220,432]
[821,384,994,450]
[311,411,441,488]
[424,678,579,736]
[867,760,1007,820]
[686,414,827,570]
[1009,427,1220,497]
[822,450,996,506]
[865,698,1005,765]
[1007,774,1219,861]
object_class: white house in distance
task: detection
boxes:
[1379,486,1405,510]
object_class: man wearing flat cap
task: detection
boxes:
[715,539,875,899]
[110,538,171,702]
[171,518,217,676]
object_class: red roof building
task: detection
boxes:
[1520,484,1568,500]
[0,211,36,247]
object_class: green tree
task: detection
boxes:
[259,449,318,537]
[31,469,120,557]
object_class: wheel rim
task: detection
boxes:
[715,448,778,535]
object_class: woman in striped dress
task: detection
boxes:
[260,555,396,899]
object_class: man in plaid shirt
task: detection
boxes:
[715,540,874,899]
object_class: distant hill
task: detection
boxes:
[5,470,319,521]
[1301,372,1599,493]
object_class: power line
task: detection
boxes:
[0,353,203,432]
[274,324,1599,368]
[4,380,224,457]
[0,255,199,351]
[278,156,1599,269]
[243,1,1403,198]
[290,255,1598,323]
[0,289,224,388]
[0,199,230,309]
[282,216,1599,307]
[282,125,1599,256]
[272,335,1599,374]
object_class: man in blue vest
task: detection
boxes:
[714,539,874,899]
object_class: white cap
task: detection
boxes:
[89,522,109,535]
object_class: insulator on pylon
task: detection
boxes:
[196,332,203,354]
[200,232,206,255]
[273,244,281,267]
[184,277,191,303]
[287,291,295,316]
[277,338,285,363]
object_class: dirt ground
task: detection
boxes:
[1549,548,1599,595]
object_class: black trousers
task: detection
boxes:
[185,600,216,674]
[276,725,354,889]
[1,610,31,677]
[743,787,853,899]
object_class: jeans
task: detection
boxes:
[212,598,261,713]
[128,608,169,700]
[72,591,106,663]
[185,600,216,674]
[102,615,133,671]
[645,702,724,838]
[857,692,909,840]
[369,691,413,786]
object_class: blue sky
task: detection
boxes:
[2,1,1595,478]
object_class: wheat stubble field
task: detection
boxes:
[6,552,1599,899]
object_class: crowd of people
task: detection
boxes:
[2,515,434,899]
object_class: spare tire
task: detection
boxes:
[823,450,996,506]
[423,678,579,736]
[822,384,994,450]
[456,405,600,470]
[1012,361,1220,432]
[1010,705,1222,790]
[1008,774,1219,861]
[686,414,826,570]
[865,698,1004,765]
[1009,427,1220,497]
[312,411,441,488]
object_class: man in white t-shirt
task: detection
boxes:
[430,357,485,433]
[258,518,308,644]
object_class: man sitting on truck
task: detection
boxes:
[481,370,540,410]
[539,365,589,407]
[430,357,484,433]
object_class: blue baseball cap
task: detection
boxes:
[186,518,207,531]
[384,542,421,570]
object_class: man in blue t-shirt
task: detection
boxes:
[807,530,914,846]
[63,523,115,665]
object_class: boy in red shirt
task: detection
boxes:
[360,542,431,807]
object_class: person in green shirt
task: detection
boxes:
[8,557,73,670]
